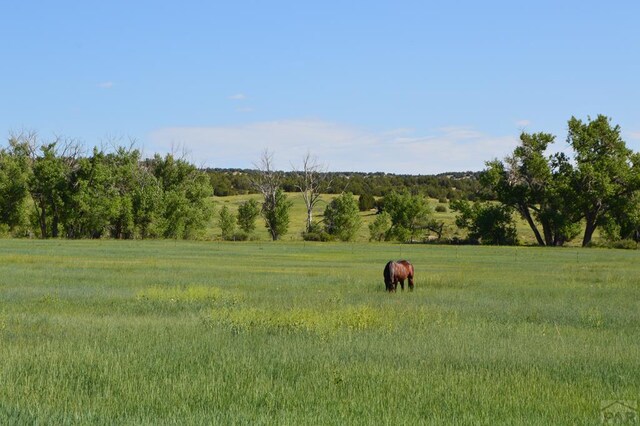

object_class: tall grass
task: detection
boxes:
[1,240,638,424]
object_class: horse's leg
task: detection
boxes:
[399,279,404,291]
[409,276,414,291]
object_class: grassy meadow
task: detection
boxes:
[211,192,573,246]
[1,239,639,424]
[210,193,460,243]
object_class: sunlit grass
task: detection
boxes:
[1,240,638,423]
[210,193,461,242]
[209,193,601,246]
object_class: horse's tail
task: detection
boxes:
[383,261,394,287]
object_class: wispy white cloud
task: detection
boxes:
[626,131,640,153]
[98,81,114,89]
[148,120,519,173]
[228,93,246,100]
[627,131,640,141]
[515,119,531,128]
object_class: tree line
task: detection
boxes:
[3,114,639,247]
[0,132,212,239]
[221,115,640,247]
[207,168,481,201]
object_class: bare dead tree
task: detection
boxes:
[292,152,331,232]
[170,141,191,162]
[55,135,85,168]
[8,129,39,162]
[252,149,285,240]
[253,148,280,204]
[99,134,139,155]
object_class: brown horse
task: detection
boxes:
[383,260,414,292]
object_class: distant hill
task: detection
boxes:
[203,168,485,201]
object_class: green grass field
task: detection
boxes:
[1,240,638,424]
[210,192,576,246]
[212,193,464,244]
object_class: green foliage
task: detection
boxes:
[482,132,579,246]
[236,199,260,234]
[131,165,163,239]
[301,221,332,241]
[435,205,447,213]
[382,191,433,242]
[567,115,640,246]
[63,147,147,239]
[29,143,72,238]
[323,192,362,241]
[218,205,236,240]
[451,200,518,245]
[358,193,376,211]
[368,211,392,241]
[0,135,213,240]
[207,169,253,196]
[599,191,640,244]
[262,188,292,240]
[206,168,482,199]
[0,140,30,233]
[151,154,213,239]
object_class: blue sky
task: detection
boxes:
[2,1,639,173]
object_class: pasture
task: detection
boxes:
[210,192,571,246]
[210,192,460,243]
[1,240,638,424]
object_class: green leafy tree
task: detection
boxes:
[105,147,144,239]
[482,132,579,246]
[237,199,260,234]
[451,200,518,245]
[63,149,115,238]
[218,205,236,240]
[0,138,31,233]
[323,192,362,241]
[382,191,434,242]
[131,165,162,239]
[262,188,292,240]
[567,115,640,246]
[368,211,392,241]
[151,154,213,239]
[28,141,81,238]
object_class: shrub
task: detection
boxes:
[218,205,236,240]
[451,200,518,245]
[435,205,447,213]
[358,193,376,211]
[589,239,639,250]
[301,230,333,242]
[302,222,333,242]
[231,231,250,241]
